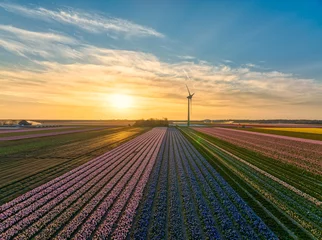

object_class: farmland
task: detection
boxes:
[131,128,276,239]
[0,126,321,239]
[0,128,166,239]
[0,127,147,204]
[194,127,322,175]
[183,127,322,239]
[0,127,109,141]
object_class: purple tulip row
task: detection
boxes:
[0,128,166,239]
[166,131,187,239]
[0,127,107,141]
[175,130,277,239]
[195,127,322,174]
[130,128,277,239]
[133,131,169,239]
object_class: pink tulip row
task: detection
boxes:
[0,128,166,239]
[72,130,165,239]
[98,131,163,240]
[194,127,322,174]
[0,127,107,141]
[53,131,162,239]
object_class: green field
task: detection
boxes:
[0,127,148,204]
[179,127,322,240]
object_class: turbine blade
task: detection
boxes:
[186,84,191,95]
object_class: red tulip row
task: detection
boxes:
[0,128,166,239]
[194,127,322,174]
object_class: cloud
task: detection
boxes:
[0,2,164,38]
[0,24,81,59]
[0,38,29,57]
[178,55,195,60]
[0,24,76,43]
[245,63,259,68]
[0,25,321,118]
[2,41,322,113]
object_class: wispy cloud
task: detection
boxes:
[0,21,321,118]
[0,2,164,38]
[0,24,81,59]
[178,55,195,60]
[0,24,76,43]
[2,38,322,112]
[245,63,259,68]
[0,38,29,57]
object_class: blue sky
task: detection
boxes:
[0,0,322,119]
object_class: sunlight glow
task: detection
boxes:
[110,94,133,109]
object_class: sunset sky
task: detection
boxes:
[1,0,322,120]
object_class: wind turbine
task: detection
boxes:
[185,84,195,127]
[183,70,195,126]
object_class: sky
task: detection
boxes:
[1,0,322,120]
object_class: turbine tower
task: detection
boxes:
[186,84,194,127]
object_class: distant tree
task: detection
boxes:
[133,118,169,127]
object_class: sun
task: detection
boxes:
[110,94,133,109]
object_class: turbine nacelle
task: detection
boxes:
[187,93,194,99]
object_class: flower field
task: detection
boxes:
[0,127,145,205]
[184,127,322,239]
[0,128,166,239]
[194,127,322,175]
[1,126,320,239]
[131,128,276,239]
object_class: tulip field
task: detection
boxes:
[0,128,166,239]
[183,127,322,239]
[0,126,321,239]
[131,128,276,239]
[193,127,322,175]
[0,127,146,205]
